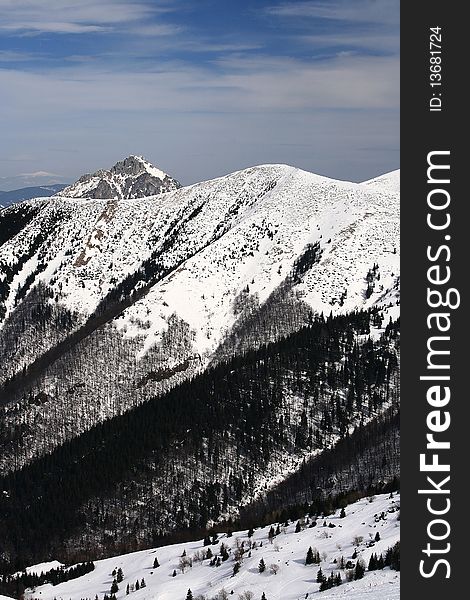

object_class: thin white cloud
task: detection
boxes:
[18,170,60,178]
[265,0,399,25]
[0,50,398,115]
[0,0,169,35]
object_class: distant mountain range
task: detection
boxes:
[0,184,68,209]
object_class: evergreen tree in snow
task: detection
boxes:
[258,558,266,573]
[153,557,160,568]
[354,559,366,580]
[186,589,193,600]
[305,547,315,565]
[316,567,326,584]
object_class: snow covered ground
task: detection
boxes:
[24,493,400,600]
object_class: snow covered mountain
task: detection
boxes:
[0,165,399,474]
[0,162,400,575]
[17,493,400,600]
[55,156,181,199]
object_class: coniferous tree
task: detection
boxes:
[186,589,193,600]
[305,547,315,565]
[340,507,346,518]
[116,568,123,583]
[316,567,326,584]
[258,558,266,573]
[153,557,160,569]
[354,559,366,580]
[233,562,241,576]
[295,521,301,533]
[110,580,118,594]
[268,526,275,542]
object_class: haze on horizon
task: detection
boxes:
[0,0,399,191]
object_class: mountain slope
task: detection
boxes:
[16,493,400,600]
[56,155,181,199]
[0,309,399,568]
[0,165,399,474]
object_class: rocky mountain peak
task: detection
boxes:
[56,155,181,200]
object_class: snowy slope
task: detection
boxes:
[0,164,399,473]
[24,493,400,600]
[1,164,399,365]
[362,170,400,197]
[55,156,180,199]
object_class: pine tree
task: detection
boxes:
[110,580,118,594]
[172,570,177,577]
[203,535,211,546]
[206,547,213,559]
[375,532,381,542]
[135,579,140,590]
[153,557,160,569]
[233,562,241,576]
[186,589,194,600]
[116,568,123,583]
[220,543,229,561]
[368,554,377,571]
[305,547,315,565]
[354,559,366,580]
[258,558,266,573]
[126,583,129,595]
[248,527,254,538]
[340,507,346,518]
[316,567,326,583]
[268,526,275,542]
[261,594,267,600]
[295,521,301,533]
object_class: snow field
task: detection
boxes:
[25,493,400,600]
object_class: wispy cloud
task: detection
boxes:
[0,0,399,185]
[265,0,399,26]
[0,0,168,35]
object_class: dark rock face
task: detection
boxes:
[57,155,181,199]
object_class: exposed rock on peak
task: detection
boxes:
[56,155,181,199]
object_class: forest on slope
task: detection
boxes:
[0,309,399,572]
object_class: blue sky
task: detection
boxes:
[0,0,399,190]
